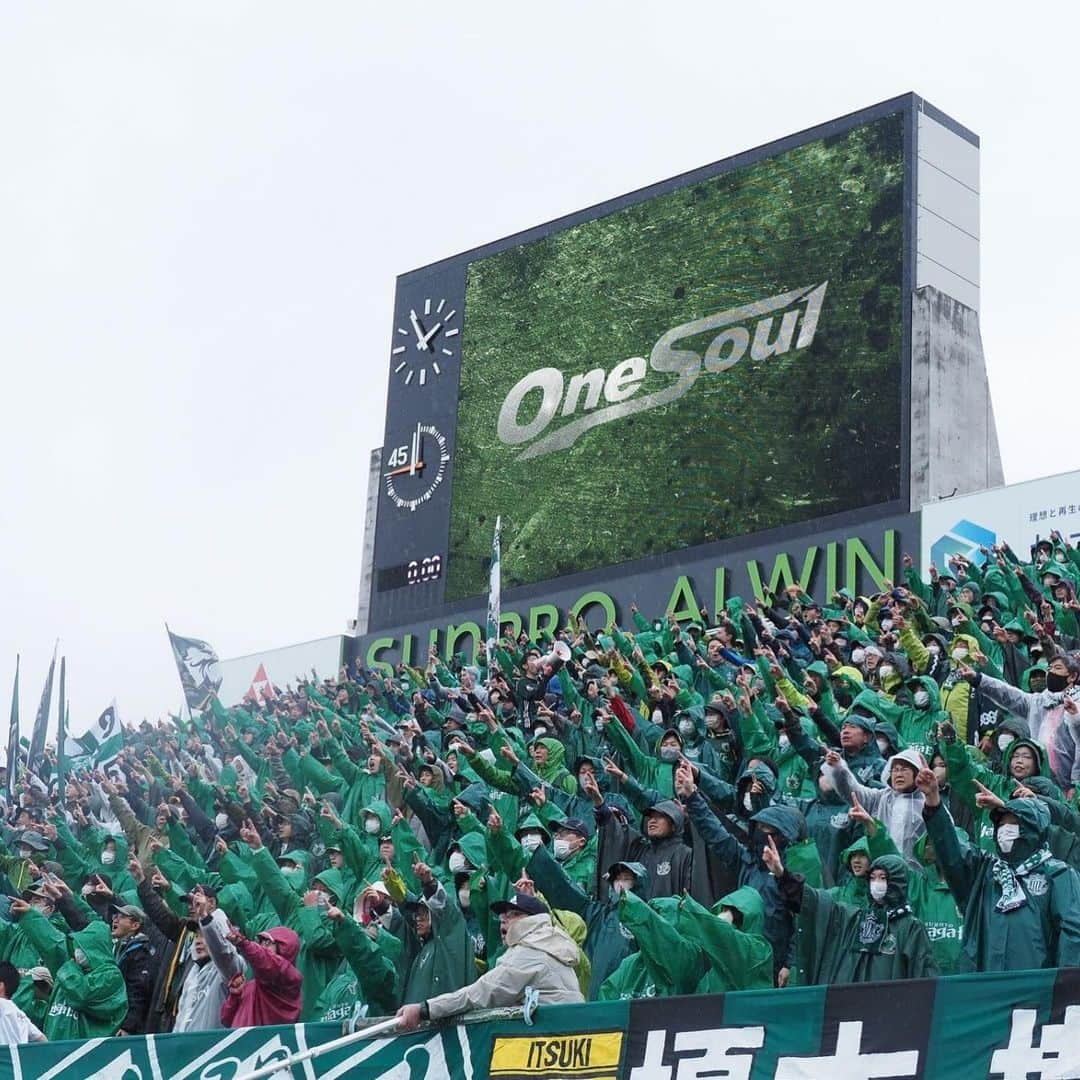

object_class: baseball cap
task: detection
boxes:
[181,884,219,902]
[110,904,146,922]
[553,818,590,839]
[490,892,549,917]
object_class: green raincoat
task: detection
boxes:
[784,854,939,985]
[21,914,127,1040]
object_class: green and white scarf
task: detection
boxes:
[992,847,1052,912]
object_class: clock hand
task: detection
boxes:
[409,310,427,350]
[385,461,425,478]
[418,321,442,350]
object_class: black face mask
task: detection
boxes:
[1046,672,1069,693]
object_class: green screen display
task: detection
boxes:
[446,113,905,601]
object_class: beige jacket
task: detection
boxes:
[427,913,583,1019]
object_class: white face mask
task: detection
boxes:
[717,908,735,924]
[913,690,930,708]
[364,818,381,835]
[594,719,607,731]
[81,884,95,897]
[533,728,547,739]
[101,850,116,866]
[951,616,965,628]
[998,733,1016,752]
[742,792,755,812]
[876,738,890,755]
[457,886,470,909]
[447,851,468,874]
[520,834,543,854]
[869,879,888,903]
[611,879,629,895]
[880,619,894,633]
[74,948,88,967]
[878,664,894,679]
[678,719,696,736]
[851,649,866,665]
[997,824,1020,853]
[552,837,573,861]
[927,643,941,655]
[778,733,791,751]
[952,647,968,660]
[215,813,229,830]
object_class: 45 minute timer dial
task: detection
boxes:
[390,296,458,388]
[384,422,451,512]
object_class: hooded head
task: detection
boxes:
[868,855,908,908]
[840,835,872,878]
[69,920,115,971]
[1003,739,1049,784]
[654,730,683,764]
[712,885,766,936]
[749,804,804,859]
[881,748,927,794]
[257,925,300,964]
[607,861,648,896]
[642,800,684,840]
[990,798,1050,866]
[735,763,777,817]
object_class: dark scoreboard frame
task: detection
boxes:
[364,93,973,633]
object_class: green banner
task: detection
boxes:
[3,972,1079,1079]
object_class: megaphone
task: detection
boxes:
[537,640,571,673]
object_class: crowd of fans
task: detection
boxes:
[3,531,1080,1044]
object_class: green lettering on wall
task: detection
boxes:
[746,547,819,602]
[401,634,415,667]
[714,567,726,615]
[446,622,483,664]
[845,531,896,594]
[666,576,702,623]
[529,605,560,643]
[366,637,397,675]
[826,541,839,601]
[570,591,616,629]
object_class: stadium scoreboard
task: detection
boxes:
[363,94,981,641]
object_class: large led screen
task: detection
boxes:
[444,113,905,601]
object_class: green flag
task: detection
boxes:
[56,657,67,794]
[6,656,18,801]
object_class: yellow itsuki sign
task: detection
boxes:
[489,1031,624,1079]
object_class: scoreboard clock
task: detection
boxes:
[389,295,459,388]
[383,421,450,512]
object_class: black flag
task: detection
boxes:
[167,627,222,709]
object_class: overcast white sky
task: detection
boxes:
[2,3,1077,732]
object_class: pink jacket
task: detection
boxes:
[220,927,303,1028]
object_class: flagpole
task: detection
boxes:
[485,515,501,678]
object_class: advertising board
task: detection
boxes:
[215,635,345,705]
[920,468,1080,571]
[7,968,1079,1079]
[356,511,916,671]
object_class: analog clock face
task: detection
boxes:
[384,421,451,512]
[390,295,458,388]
